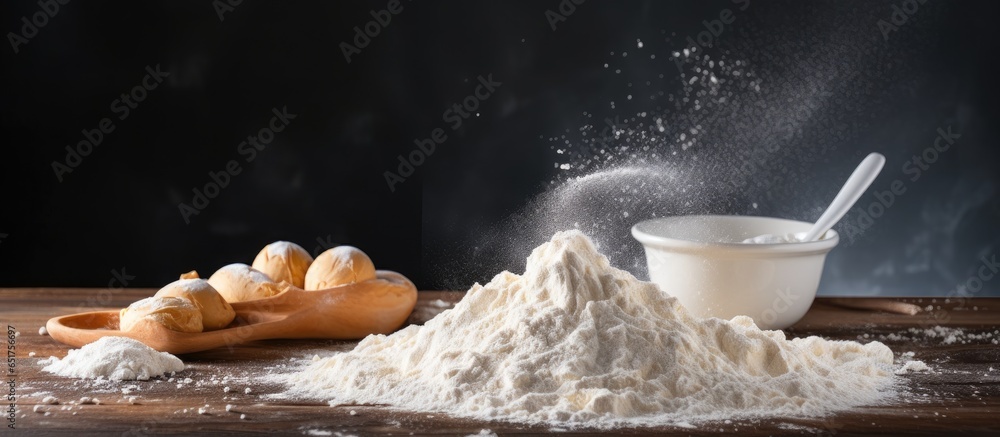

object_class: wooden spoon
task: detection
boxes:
[46,270,418,354]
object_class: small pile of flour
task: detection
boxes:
[40,336,184,381]
[286,231,897,426]
[895,360,929,374]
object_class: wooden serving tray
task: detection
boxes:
[45,270,417,354]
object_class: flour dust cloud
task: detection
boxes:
[430,2,936,285]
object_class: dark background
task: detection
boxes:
[2,0,998,297]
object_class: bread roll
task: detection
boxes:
[155,278,235,330]
[207,263,283,303]
[305,246,377,290]
[179,270,199,280]
[119,296,203,333]
[251,241,313,288]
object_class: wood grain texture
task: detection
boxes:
[1,288,998,436]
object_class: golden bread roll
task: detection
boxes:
[207,263,283,303]
[179,270,199,280]
[305,246,377,290]
[154,278,235,330]
[251,241,313,288]
[119,296,203,333]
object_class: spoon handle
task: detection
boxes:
[802,152,886,242]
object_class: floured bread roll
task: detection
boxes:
[154,278,235,330]
[305,246,377,290]
[251,241,313,288]
[120,296,203,333]
[207,263,283,303]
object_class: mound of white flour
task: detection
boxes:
[41,336,184,381]
[286,231,896,426]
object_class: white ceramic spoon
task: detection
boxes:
[744,152,886,243]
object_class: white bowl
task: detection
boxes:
[631,215,839,330]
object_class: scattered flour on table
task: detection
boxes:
[39,336,184,381]
[301,429,356,437]
[429,299,453,308]
[895,361,929,374]
[874,326,999,345]
[285,231,899,427]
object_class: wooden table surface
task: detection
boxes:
[2,288,998,436]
